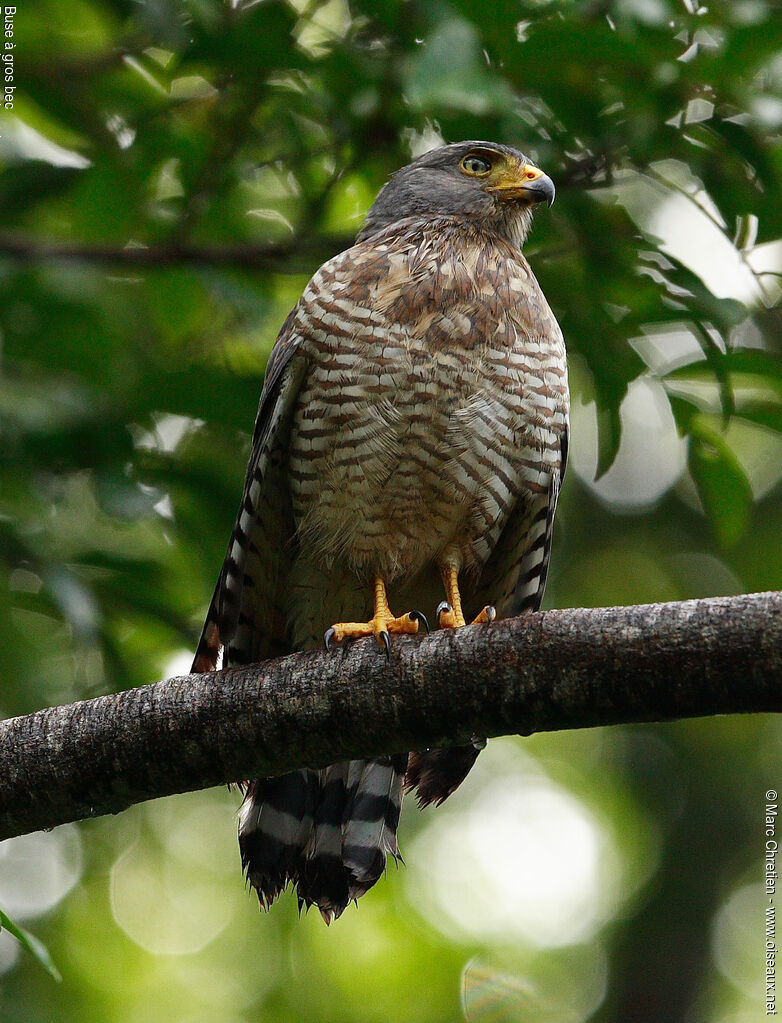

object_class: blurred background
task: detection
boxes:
[1,0,781,1020]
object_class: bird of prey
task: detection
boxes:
[192,141,569,923]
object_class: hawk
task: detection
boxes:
[193,141,569,923]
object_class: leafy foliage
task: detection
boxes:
[1,0,781,1021]
[0,908,60,982]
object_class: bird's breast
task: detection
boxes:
[287,311,567,581]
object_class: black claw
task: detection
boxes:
[409,610,430,634]
[436,600,452,621]
[380,630,391,660]
[324,627,336,652]
[486,605,497,624]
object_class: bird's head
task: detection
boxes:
[358,141,555,247]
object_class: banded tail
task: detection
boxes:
[239,755,407,923]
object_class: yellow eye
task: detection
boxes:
[460,154,492,176]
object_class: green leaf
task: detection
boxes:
[668,393,699,436]
[0,909,62,982]
[725,350,782,382]
[734,400,782,434]
[594,402,622,481]
[665,348,782,438]
[688,421,753,548]
[690,322,734,425]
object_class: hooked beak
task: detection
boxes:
[487,163,556,208]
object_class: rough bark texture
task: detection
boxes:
[0,592,780,841]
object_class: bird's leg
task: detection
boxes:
[436,560,496,629]
[324,576,428,656]
[436,561,466,628]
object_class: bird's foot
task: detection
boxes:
[436,601,496,629]
[471,605,497,626]
[436,559,496,630]
[435,600,465,629]
[325,610,428,657]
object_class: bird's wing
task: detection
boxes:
[191,309,309,672]
[469,422,568,622]
[409,428,567,810]
[191,225,419,673]
[191,223,418,672]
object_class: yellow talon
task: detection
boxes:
[437,561,496,629]
[471,605,497,625]
[324,577,427,656]
[435,600,465,629]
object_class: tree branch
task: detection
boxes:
[0,232,353,271]
[1,592,780,842]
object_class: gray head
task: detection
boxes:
[358,141,555,248]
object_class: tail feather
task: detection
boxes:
[238,769,318,909]
[238,756,407,923]
[342,754,407,902]
[405,739,486,808]
[191,582,222,674]
[300,764,352,923]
